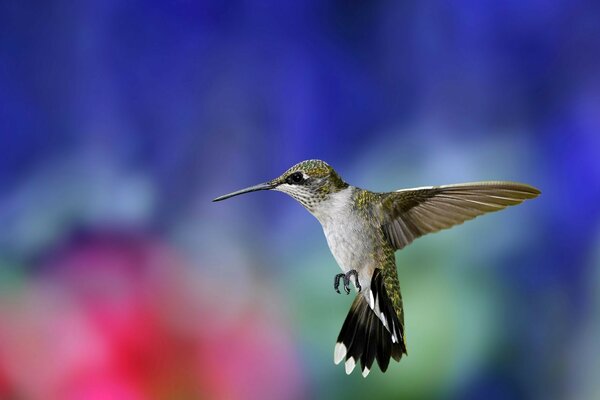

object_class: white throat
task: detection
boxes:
[310,186,354,225]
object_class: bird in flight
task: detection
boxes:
[213,160,540,377]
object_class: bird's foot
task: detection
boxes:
[334,270,361,294]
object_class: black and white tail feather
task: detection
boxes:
[334,269,406,377]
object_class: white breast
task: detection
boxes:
[311,187,371,275]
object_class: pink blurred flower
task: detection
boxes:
[0,232,305,400]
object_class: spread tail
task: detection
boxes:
[333,269,406,377]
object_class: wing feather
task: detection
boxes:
[379,181,540,250]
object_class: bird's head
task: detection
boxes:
[213,159,348,211]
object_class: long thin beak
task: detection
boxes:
[212,181,276,202]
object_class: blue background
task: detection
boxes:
[1,1,599,399]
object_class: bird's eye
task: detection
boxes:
[286,172,305,185]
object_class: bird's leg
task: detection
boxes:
[334,273,345,294]
[346,269,361,293]
[334,270,361,294]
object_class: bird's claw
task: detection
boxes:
[333,270,361,294]
[334,273,343,294]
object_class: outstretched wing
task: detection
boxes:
[377,181,540,250]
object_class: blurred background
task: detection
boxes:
[1,1,599,399]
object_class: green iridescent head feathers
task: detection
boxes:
[271,160,348,209]
[281,160,347,189]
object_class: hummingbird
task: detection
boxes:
[213,160,540,377]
